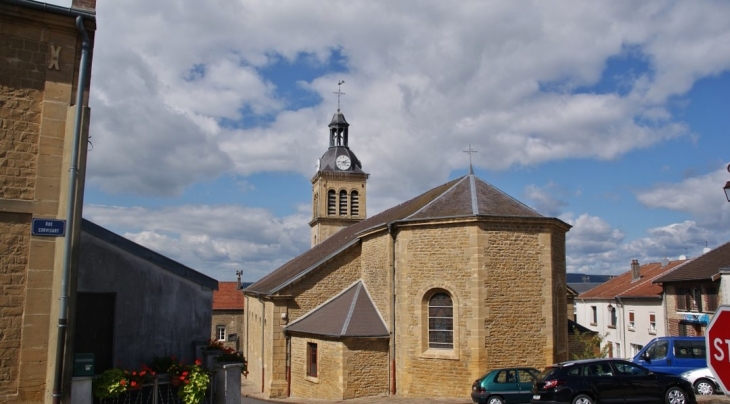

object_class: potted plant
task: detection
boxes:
[216,347,247,375]
[93,367,153,399]
[175,359,210,404]
[93,368,129,399]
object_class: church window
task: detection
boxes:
[307,342,318,377]
[327,190,336,215]
[350,191,359,216]
[339,190,347,215]
[428,293,453,349]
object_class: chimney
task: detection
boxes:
[631,259,640,281]
[661,257,669,267]
[72,0,96,11]
[235,270,243,290]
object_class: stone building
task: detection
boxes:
[212,281,246,352]
[0,1,96,402]
[654,241,730,336]
[243,108,571,400]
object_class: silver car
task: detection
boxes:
[680,367,719,395]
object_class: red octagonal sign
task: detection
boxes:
[707,305,730,395]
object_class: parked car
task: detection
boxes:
[632,336,706,375]
[471,367,540,404]
[681,367,719,395]
[531,358,696,404]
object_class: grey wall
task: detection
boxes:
[77,231,214,369]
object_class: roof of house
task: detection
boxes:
[213,282,244,310]
[568,319,596,335]
[245,173,570,295]
[284,281,389,338]
[654,241,730,283]
[578,259,688,300]
[569,282,606,294]
[82,219,218,290]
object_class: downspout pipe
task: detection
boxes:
[387,223,396,395]
[52,15,90,404]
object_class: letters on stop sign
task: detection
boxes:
[713,338,730,362]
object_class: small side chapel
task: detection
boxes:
[243,107,571,400]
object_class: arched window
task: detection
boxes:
[327,190,336,215]
[350,191,359,216]
[339,190,347,215]
[428,293,453,349]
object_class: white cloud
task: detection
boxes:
[636,164,730,226]
[82,1,730,280]
[83,204,310,281]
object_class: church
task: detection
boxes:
[242,107,571,400]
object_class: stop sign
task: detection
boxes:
[707,305,730,395]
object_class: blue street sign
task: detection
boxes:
[31,218,66,237]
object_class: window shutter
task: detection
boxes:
[676,288,687,310]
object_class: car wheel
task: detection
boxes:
[487,397,504,404]
[694,379,716,395]
[665,386,688,404]
[572,394,594,404]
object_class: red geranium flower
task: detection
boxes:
[131,381,137,387]
[195,359,202,366]
[120,380,127,386]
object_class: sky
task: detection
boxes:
[50,0,730,282]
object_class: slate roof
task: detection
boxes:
[284,281,389,338]
[569,282,606,294]
[654,241,730,283]
[245,174,568,295]
[568,319,595,335]
[82,219,218,290]
[578,259,688,300]
[213,282,244,310]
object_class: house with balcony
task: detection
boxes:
[654,241,730,336]
[575,258,687,358]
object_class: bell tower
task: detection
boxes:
[310,85,368,246]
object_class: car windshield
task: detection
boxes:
[536,366,560,381]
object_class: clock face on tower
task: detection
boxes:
[335,155,351,170]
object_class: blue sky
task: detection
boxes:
[50,0,730,282]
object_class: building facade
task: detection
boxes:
[655,241,730,337]
[0,1,96,402]
[576,259,687,358]
[243,108,571,400]
[212,281,245,352]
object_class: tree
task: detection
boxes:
[570,330,610,360]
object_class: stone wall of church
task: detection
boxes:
[289,337,343,400]
[394,220,566,398]
[286,244,362,320]
[394,223,475,398]
[342,338,389,399]
[360,233,390,321]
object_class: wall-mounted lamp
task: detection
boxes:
[281,312,288,322]
[607,304,614,311]
[724,164,730,202]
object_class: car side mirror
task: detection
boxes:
[641,352,650,361]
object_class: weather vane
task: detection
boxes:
[334,80,345,110]
[463,144,478,169]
